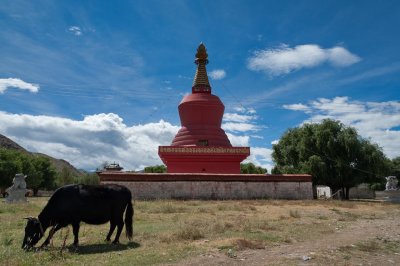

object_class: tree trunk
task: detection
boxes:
[345,187,350,200]
[341,187,345,200]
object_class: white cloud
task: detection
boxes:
[233,106,257,114]
[223,109,262,133]
[283,97,400,159]
[247,44,361,76]
[222,122,261,133]
[0,78,39,94]
[68,26,82,36]
[223,113,257,123]
[327,47,362,67]
[226,133,250,147]
[234,106,246,113]
[282,103,311,113]
[244,147,274,173]
[247,108,257,114]
[223,106,272,172]
[0,111,266,171]
[271,139,279,145]
[209,69,226,80]
[0,111,179,171]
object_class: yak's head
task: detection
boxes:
[22,217,44,250]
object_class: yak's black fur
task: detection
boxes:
[22,184,133,249]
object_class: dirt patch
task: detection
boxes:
[171,202,400,266]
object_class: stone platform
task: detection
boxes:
[99,172,313,200]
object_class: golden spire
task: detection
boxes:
[192,43,211,93]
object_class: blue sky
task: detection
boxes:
[1,1,399,171]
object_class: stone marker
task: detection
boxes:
[5,173,28,203]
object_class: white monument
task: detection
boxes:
[385,176,398,191]
[5,173,28,203]
[316,185,332,199]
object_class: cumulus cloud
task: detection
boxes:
[226,133,250,147]
[0,110,268,171]
[244,147,274,173]
[226,135,274,173]
[209,69,226,80]
[0,78,39,94]
[0,111,180,170]
[222,107,272,169]
[68,26,82,36]
[247,44,361,76]
[223,107,262,133]
[283,97,400,159]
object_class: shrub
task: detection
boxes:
[289,210,301,218]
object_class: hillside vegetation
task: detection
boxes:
[0,134,82,177]
[0,134,98,193]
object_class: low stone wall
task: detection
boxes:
[375,190,400,203]
[349,186,375,199]
[99,173,313,200]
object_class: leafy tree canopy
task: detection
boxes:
[74,172,100,185]
[389,156,400,180]
[240,162,268,174]
[0,149,57,195]
[144,165,167,173]
[272,119,390,199]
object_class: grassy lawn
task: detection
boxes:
[1,197,399,265]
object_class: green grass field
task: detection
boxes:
[1,197,399,265]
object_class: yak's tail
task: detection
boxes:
[125,198,134,241]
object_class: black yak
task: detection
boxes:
[22,184,133,250]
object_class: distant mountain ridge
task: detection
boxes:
[0,134,26,152]
[0,134,83,177]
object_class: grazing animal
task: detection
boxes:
[22,184,133,250]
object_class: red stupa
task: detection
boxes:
[158,43,250,173]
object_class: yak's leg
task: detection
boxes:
[112,218,124,244]
[106,222,117,242]
[72,222,80,246]
[41,224,61,247]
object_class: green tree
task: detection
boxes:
[74,172,100,185]
[0,149,22,196]
[240,162,268,174]
[144,165,167,173]
[56,166,75,187]
[0,149,57,196]
[272,119,390,199]
[390,156,400,179]
[20,155,43,192]
[30,156,57,195]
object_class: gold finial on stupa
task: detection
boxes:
[195,42,208,64]
[192,43,211,92]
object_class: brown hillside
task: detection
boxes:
[0,134,27,152]
[0,134,83,177]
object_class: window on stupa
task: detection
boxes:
[198,140,209,146]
